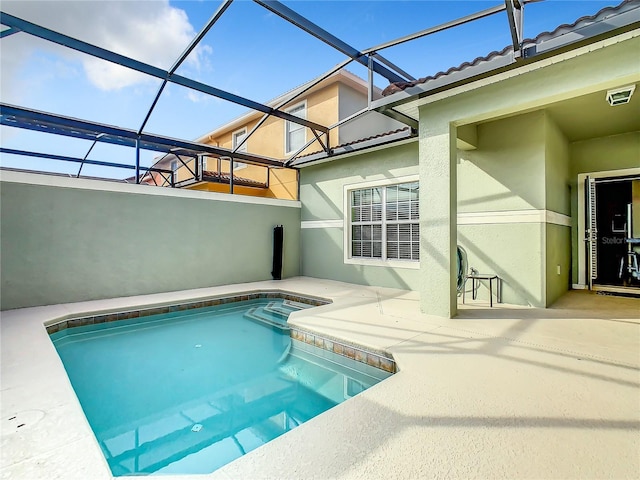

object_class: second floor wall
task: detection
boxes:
[207,83,340,161]
[153,71,406,200]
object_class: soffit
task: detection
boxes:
[545,86,640,141]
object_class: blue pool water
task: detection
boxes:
[51,299,391,476]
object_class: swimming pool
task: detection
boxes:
[50,296,393,476]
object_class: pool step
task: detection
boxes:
[283,300,309,310]
[244,301,310,330]
[263,301,300,318]
[244,306,290,330]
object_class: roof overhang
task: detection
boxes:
[291,128,417,168]
[372,1,640,121]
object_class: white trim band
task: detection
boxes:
[343,257,420,270]
[301,220,343,229]
[545,210,572,227]
[303,210,572,230]
[458,209,571,227]
[0,170,301,208]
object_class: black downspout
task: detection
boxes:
[272,225,284,280]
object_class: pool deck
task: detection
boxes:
[1,277,639,479]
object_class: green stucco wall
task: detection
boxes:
[458,223,544,306]
[309,35,638,312]
[545,115,571,216]
[545,223,571,306]
[420,116,458,317]
[456,112,550,306]
[430,109,574,307]
[570,132,640,177]
[0,175,301,310]
[300,108,586,307]
[568,132,640,283]
[300,226,417,291]
[301,141,418,221]
[299,141,419,290]
[458,111,546,213]
[544,114,572,303]
[412,32,639,312]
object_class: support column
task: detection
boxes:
[135,137,141,184]
[419,116,458,318]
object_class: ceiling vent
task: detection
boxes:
[606,85,635,106]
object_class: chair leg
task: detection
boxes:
[462,279,466,304]
[489,279,493,307]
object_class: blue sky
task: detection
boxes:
[0,0,618,178]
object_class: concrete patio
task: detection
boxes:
[1,277,638,479]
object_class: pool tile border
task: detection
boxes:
[290,328,397,373]
[44,290,330,335]
[45,289,397,374]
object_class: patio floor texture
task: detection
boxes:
[1,277,638,479]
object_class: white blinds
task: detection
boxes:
[350,181,419,261]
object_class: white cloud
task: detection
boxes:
[186,90,207,104]
[1,0,212,95]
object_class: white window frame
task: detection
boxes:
[284,101,307,155]
[232,128,248,170]
[343,175,420,269]
[232,127,248,153]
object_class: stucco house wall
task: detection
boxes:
[337,83,404,146]
[0,172,301,310]
[544,114,572,305]
[458,111,549,306]
[299,141,419,291]
[299,107,607,307]
[207,83,340,160]
[456,110,574,307]
[411,31,639,315]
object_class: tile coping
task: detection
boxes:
[44,289,397,374]
[43,289,330,329]
[289,327,396,373]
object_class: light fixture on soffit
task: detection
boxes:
[606,85,635,106]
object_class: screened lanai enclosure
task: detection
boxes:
[1,0,537,197]
[1,0,638,311]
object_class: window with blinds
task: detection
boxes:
[350,181,419,261]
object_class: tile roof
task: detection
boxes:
[296,127,412,159]
[334,127,412,149]
[382,0,636,96]
[202,170,267,188]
